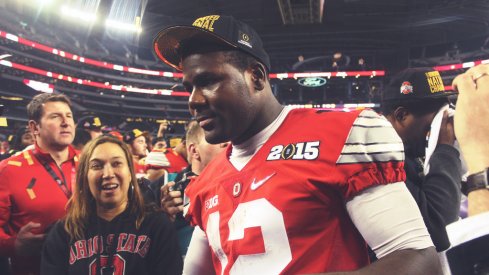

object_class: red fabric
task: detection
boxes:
[133,157,147,178]
[0,144,79,274]
[163,148,188,173]
[184,109,405,274]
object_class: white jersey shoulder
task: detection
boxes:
[337,109,404,164]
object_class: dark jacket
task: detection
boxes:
[146,166,196,255]
[40,210,183,275]
[405,144,462,252]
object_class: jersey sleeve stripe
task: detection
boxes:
[343,126,402,144]
[357,115,382,119]
[337,109,404,164]
[351,124,392,128]
[340,143,404,154]
[337,152,405,164]
[341,150,404,156]
[344,142,402,146]
[353,116,393,128]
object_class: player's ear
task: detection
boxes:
[250,63,266,91]
[219,142,229,148]
[393,107,409,123]
[28,120,39,136]
[188,143,200,161]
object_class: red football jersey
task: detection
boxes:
[184,108,405,274]
[163,147,188,173]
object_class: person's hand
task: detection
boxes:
[437,110,455,146]
[160,181,184,222]
[452,64,489,173]
[157,121,168,138]
[14,222,46,257]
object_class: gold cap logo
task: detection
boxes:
[192,15,221,32]
[425,71,444,94]
[93,117,102,127]
[133,129,143,137]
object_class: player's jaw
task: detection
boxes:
[56,129,75,146]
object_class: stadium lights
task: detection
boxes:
[0,30,386,79]
[37,0,54,5]
[105,19,142,33]
[23,79,54,94]
[60,5,97,23]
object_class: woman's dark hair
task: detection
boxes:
[64,136,146,240]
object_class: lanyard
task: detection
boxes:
[32,151,72,199]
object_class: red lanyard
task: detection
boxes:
[33,151,72,199]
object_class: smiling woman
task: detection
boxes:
[40,136,183,275]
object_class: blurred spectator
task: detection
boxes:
[0,140,9,157]
[159,121,228,255]
[107,130,123,141]
[40,136,183,275]
[76,116,103,140]
[72,128,92,151]
[452,65,489,215]
[142,131,154,152]
[165,141,188,174]
[144,136,171,181]
[172,137,188,163]
[331,51,350,71]
[0,105,9,274]
[356,57,367,71]
[157,121,175,139]
[11,126,35,152]
[3,126,35,159]
[123,129,147,178]
[0,93,78,275]
[382,67,462,252]
[291,54,306,71]
[446,43,460,60]
[152,136,168,150]
[437,64,489,275]
[145,137,188,182]
[144,148,171,182]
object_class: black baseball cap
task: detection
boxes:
[153,14,270,71]
[77,116,102,130]
[123,129,144,144]
[382,67,457,102]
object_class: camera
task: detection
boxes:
[168,170,196,200]
[166,122,175,134]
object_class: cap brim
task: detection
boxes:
[428,90,458,98]
[153,26,237,71]
[383,90,458,102]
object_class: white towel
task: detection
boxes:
[424,104,468,180]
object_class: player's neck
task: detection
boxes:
[233,102,284,145]
[132,155,141,163]
[191,161,202,175]
[37,141,70,166]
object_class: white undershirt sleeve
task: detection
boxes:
[346,182,434,259]
[183,226,215,275]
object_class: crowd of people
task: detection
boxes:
[0,13,487,275]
